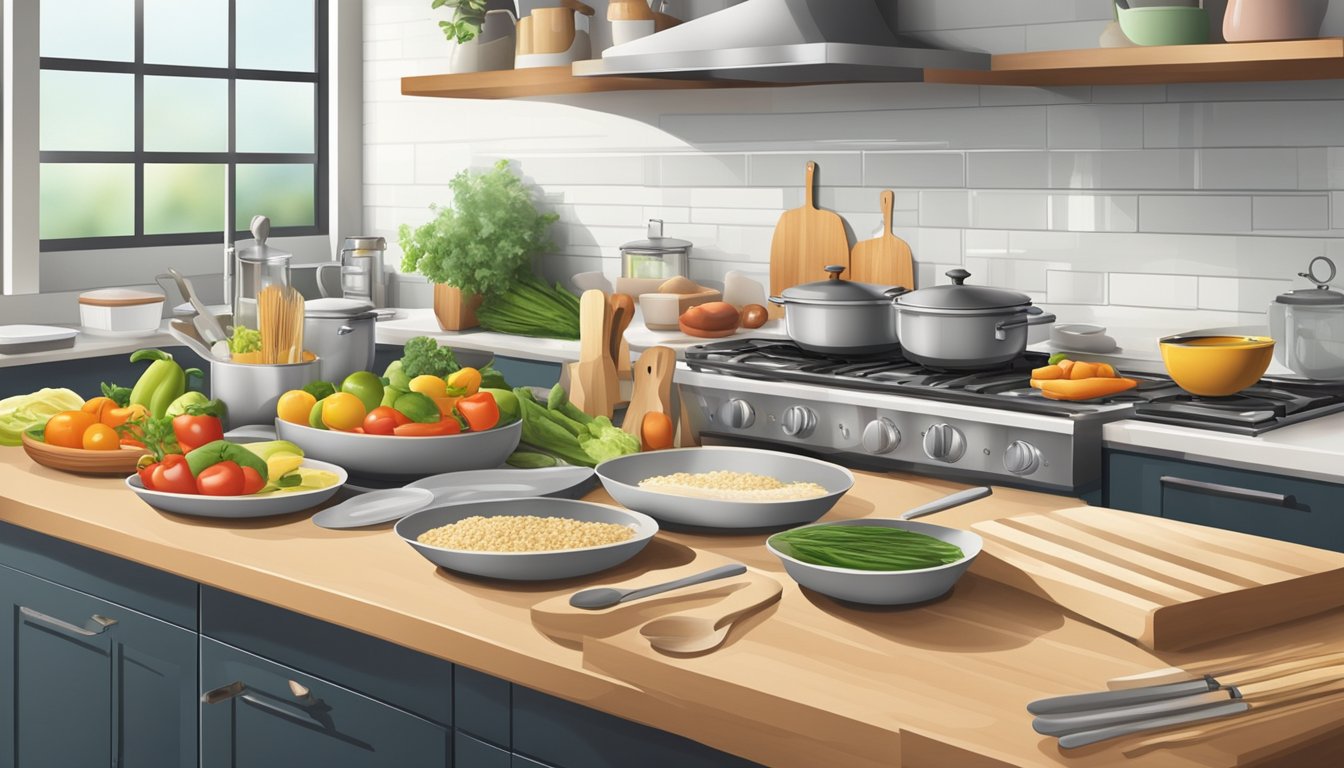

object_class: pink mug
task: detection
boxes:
[1223,0,1328,41]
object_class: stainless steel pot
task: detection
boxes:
[893,269,1055,370]
[768,266,904,355]
[211,356,321,428]
[304,298,377,383]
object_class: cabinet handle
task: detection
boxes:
[240,693,325,726]
[1159,476,1298,508]
[201,681,247,705]
[18,606,117,637]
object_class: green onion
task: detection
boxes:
[772,525,965,571]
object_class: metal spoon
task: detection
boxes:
[568,563,746,610]
[899,486,992,521]
[639,601,758,654]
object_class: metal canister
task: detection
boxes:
[318,236,387,307]
[620,219,691,280]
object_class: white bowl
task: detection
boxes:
[125,459,347,519]
[596,447,854,530]
[638,293,683,330]
[395,497,658,581]
[79,288,165,335]
[275,418,522,479]
[766,519,982,606]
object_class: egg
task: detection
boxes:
[740,304,768,329]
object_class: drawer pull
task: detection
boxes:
[201,681,247,705]
[19,606,117,637]
[1159,476,1298,508]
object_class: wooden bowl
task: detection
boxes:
[21,432,144,476]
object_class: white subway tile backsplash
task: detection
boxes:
[919,191,970,228]
[964,229,1009,259]
[690,187,785,210]
[1110,273,1198,309]
[657,154,748,187]
[1145,101,1344,148]
[1333,193,1344,230]
[1198,277,1293,312]
[966,152,1050,188]
[1047,270,1107,305]
[1197,149,1299,190]
[863,152,965,188]
[1298,148,1330,190]
[1048,105,1144,149]
[970,191,1049,230]
[691,208,783,227]
[750,153,862,187]
[1253,196,1330,231]
[1138,195,1253,234]
[365,144,415,185]
[1048,150,1197,190]
[1049,194,1139,233]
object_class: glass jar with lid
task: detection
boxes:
[232,215,292,332]
[620,219,691,279]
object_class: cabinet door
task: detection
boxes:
[200,638,450,768]
[0,565,197,768]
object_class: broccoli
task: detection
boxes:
[229,325,262,355]
[579,416,641,464]
[400,336,458,379]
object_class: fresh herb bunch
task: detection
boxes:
[433,0,488,44]
[399,160,559,298]
[476,273,580,340]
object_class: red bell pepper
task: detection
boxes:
[456,392,500,433]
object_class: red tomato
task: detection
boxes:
[173,414,224,454]
[362,406,409,435]
[197,461,245,496]
[456,392,500,433]
[393,418,462,437]
[240,466,266,495]
[138,462,159,490]
[151,454,197,495]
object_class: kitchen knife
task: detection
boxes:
[1034,690,1234,736]
[1032,650,1344,716]
[1054,666,1344,749]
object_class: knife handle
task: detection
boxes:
[1033,690,1232,737]
[1057,700,1250,750]
[1027,676,1217,715]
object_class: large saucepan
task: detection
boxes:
[769,267,1055,369]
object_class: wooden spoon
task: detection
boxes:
[638,573,782,654]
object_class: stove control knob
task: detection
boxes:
[781,406,817,439]
[923,424,966,463]
[1003,441,1043,476]
[862,419,901,455]
[718,399,755,430]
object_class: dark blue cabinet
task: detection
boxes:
[200,638,451,768]
[0,564,197,768]
[457,731,512,768]
[1106,450,1344,552]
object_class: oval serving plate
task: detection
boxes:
[125,459,347,519]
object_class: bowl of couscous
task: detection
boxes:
[596,447,854,530]
[395,497,658,581]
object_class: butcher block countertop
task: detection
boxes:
[3,448,1344,768]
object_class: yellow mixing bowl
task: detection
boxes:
[1159,335,1275,397]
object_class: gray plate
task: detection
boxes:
[595,447,854,530]
[395,498,658,581]
[275,418,522,478]
[311,487,437,530]
[766,519,982,606]
[125,459,347,519]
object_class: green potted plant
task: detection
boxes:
[399,160,579,339]
[433,0,489,44]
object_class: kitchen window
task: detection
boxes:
[37,0,327,252]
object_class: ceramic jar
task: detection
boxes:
[1224,0,1327,42]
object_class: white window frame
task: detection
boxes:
[2,0,363,299]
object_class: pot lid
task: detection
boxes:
[895,269,1031,311]
[1276,256,1344,306]
[620,219,692,253]
[779,265,898,305]
[79,287,165,307]
[304,297,376,319]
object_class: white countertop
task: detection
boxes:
[1103,412,1344,484]
[374,308,581,364]
[0,323,176,369]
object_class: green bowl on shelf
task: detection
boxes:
[1116,5,1210,46]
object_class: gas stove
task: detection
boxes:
[676,338,1344,493]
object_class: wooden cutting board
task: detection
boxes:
[768,160,850,318]
[971,507,1344,652]
[848,190,914,290]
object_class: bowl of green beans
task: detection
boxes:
[766,519,981,606]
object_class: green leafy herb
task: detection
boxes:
[229,325,262,355]
[400,336,459,379]
[119,415,179,463]
[398,160,559,298]
[101,381,132,407]
[432,0,488,44]
[302,381,337,401]
[770,526,965,572]
[476,274,580,340]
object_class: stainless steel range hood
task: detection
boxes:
[574,0,989,83]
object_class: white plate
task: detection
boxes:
[312,487,437,530]
[125,459,347,519]
[407,466,597,505]
[0,325,78,344]
[396,498,658,581]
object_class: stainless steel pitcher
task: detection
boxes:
[317,236,387,308]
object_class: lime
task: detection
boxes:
[341,371,385,412]
[1047,353,1070,366]
[308,399,328,430]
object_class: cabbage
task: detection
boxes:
[0,388,85,446]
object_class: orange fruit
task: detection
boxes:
[45,411,99,449]
[81,423,120,451]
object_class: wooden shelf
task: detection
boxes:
[401,65,756,99]
[401,40,1344,99]
[924,38,1344,86]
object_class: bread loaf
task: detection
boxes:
[679,302,740,338]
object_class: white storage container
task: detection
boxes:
[78,288,165,336]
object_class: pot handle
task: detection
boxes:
[768,296,786,305]
[995,308,1057,341]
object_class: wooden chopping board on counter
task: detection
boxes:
[768,160,850,319]
[848,190,914,290]
[971,507,1344,652]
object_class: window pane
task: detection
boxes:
[144,76,228,152]
[40,164,134,239]
[40,0,134,61]
[236,80,315,153]
[145,164,226,235]
[237,0,315,72]
[40,71,134,152]
[236,164,314,230]
[144,0,227,67]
